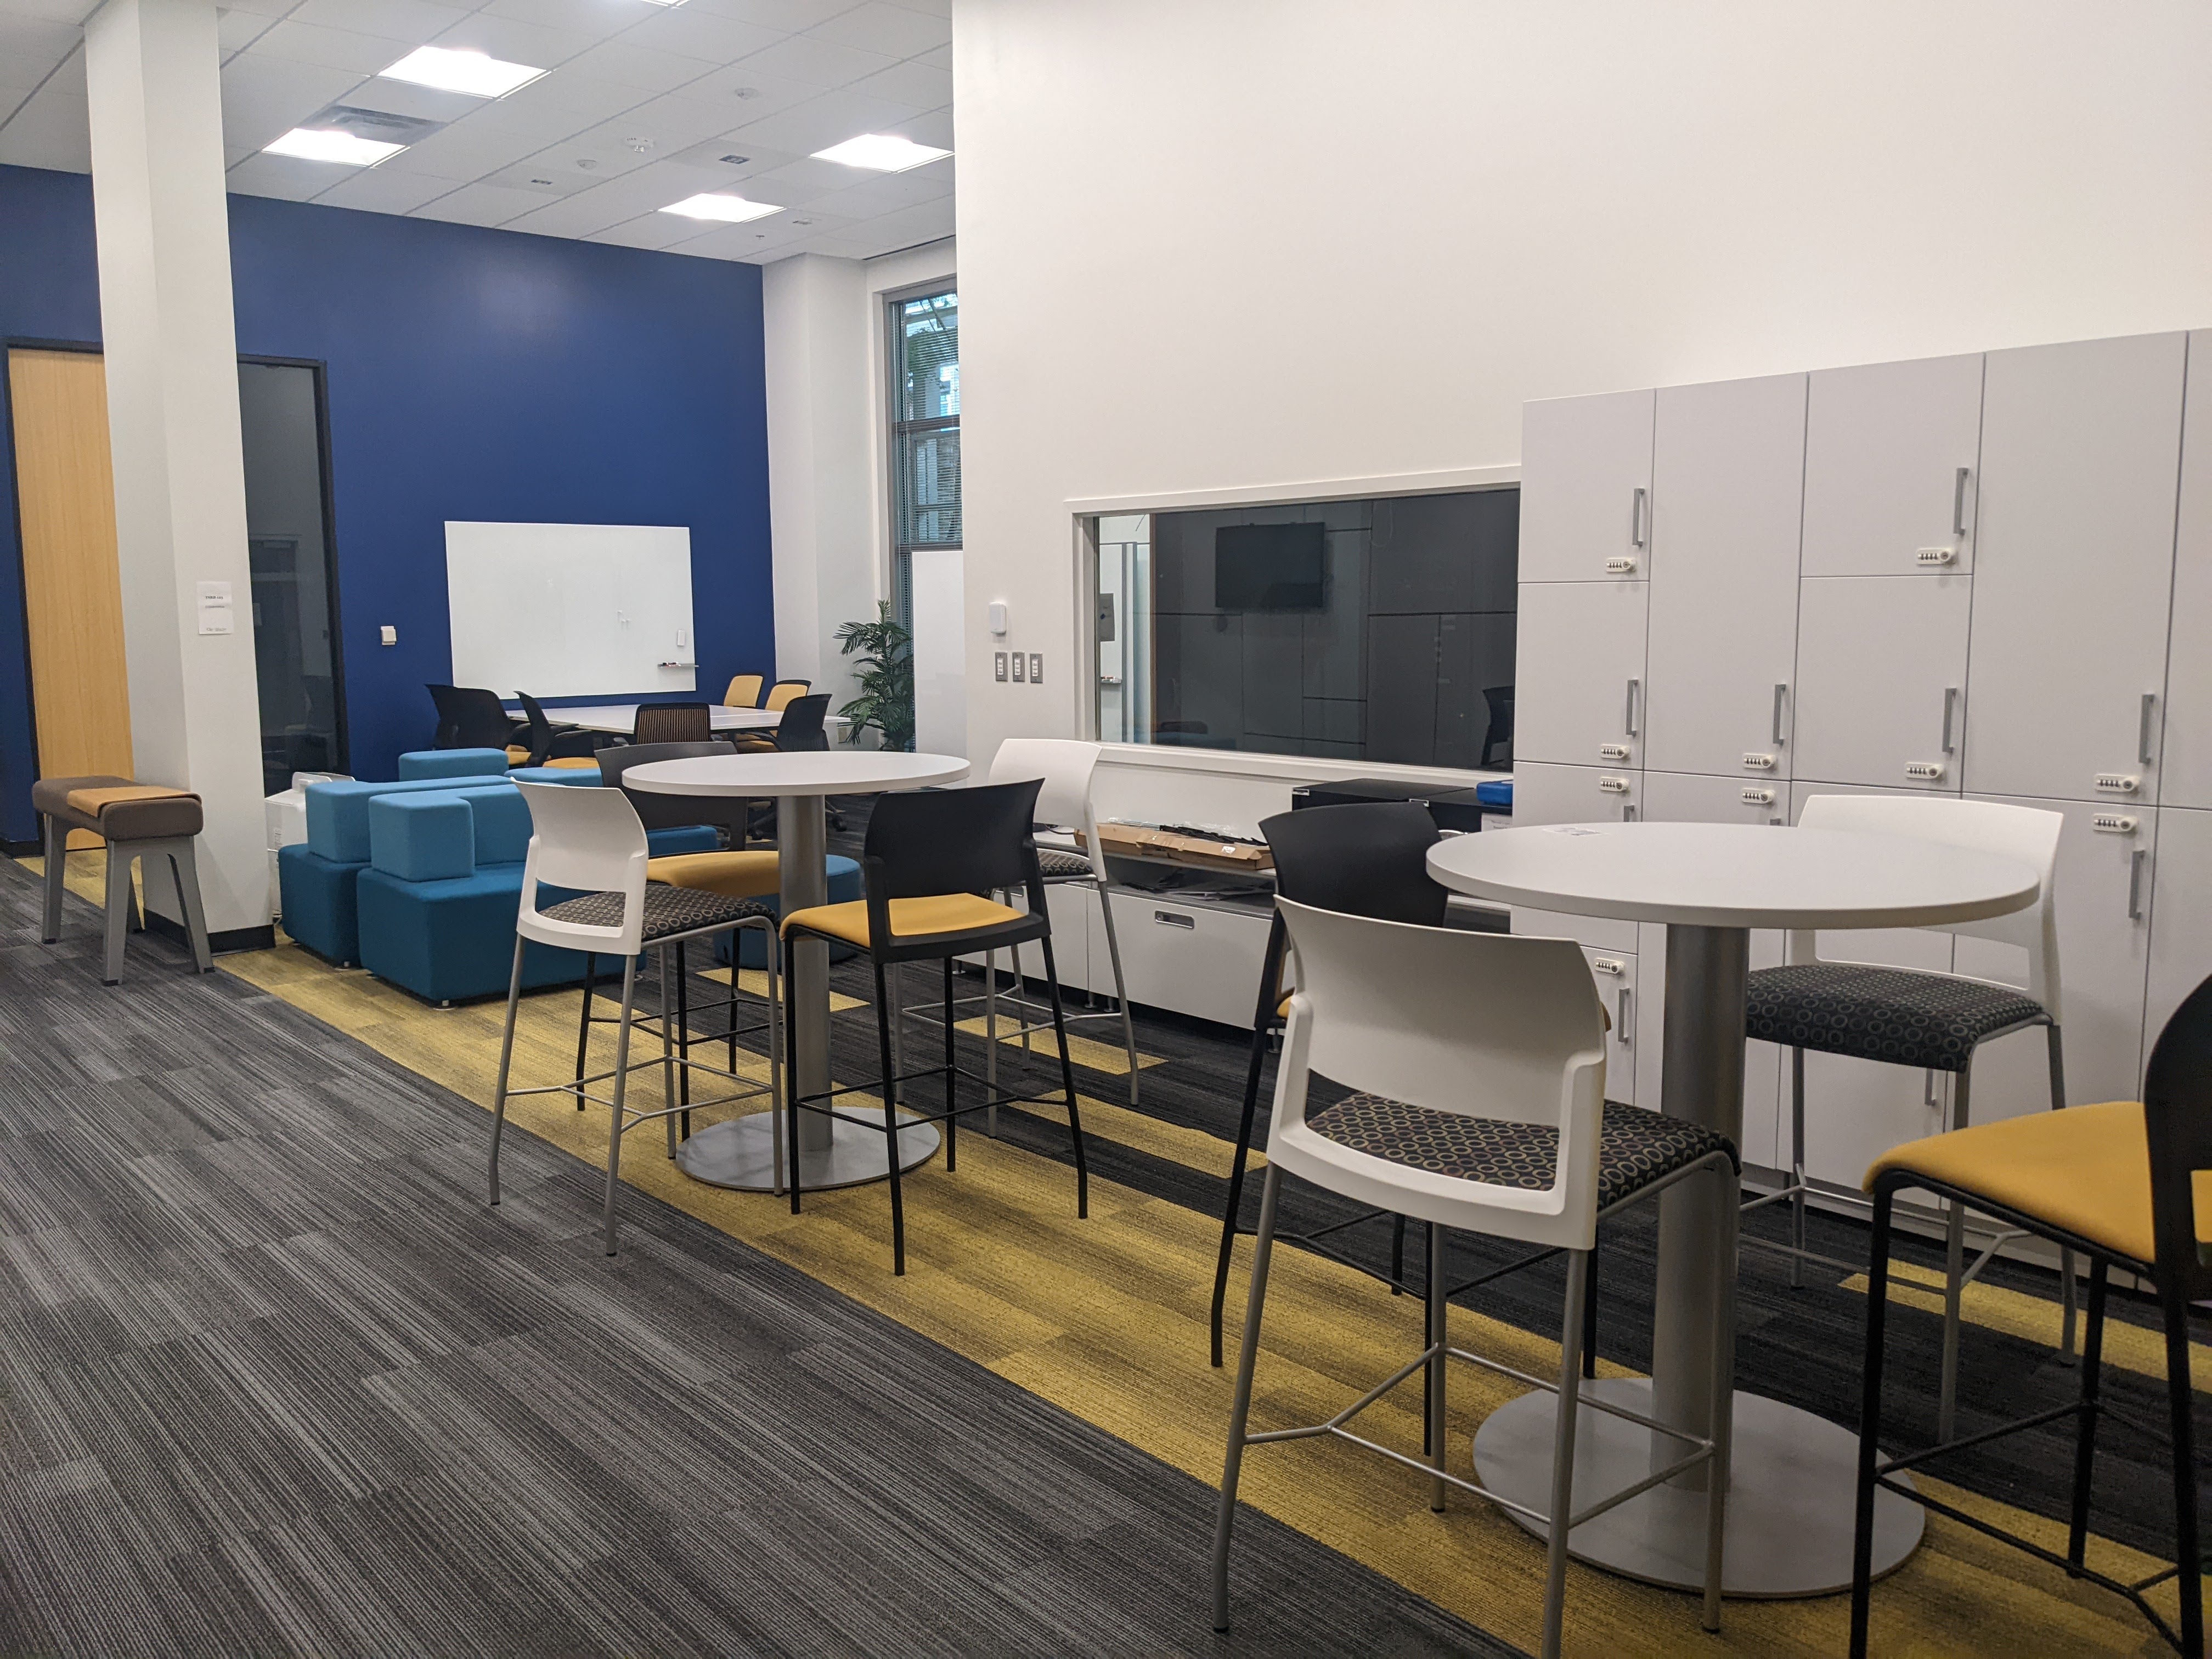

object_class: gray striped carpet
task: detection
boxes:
[0,859,1515,1659]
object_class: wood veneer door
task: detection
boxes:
[9,347,131,847]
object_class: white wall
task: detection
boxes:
[763,238,956,736]
[952,0,2212,818]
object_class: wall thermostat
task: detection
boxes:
[988,601,1008,636]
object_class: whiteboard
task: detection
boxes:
[445,522,698,698]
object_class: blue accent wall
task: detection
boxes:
[0,163,772,842]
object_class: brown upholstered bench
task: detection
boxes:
[34,774,213,984]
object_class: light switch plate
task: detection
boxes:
[1028,653,1043,684]
[994,651,1008,682]
[380,624,397,646]
[1011,653,1026,682]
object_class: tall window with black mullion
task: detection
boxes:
[890,289,959,629]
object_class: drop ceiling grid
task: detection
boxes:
[0,0,954,263]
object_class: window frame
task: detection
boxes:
[883,281,960,631]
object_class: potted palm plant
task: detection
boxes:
[834,601,915,751]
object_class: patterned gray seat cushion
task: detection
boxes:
[1745,962,2047,1073]
[1307,1094,1735,1210]
[1035,848,1095,879]
[541,885,775,943]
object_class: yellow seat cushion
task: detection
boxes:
[783,893,1024,947]
[505,746,532,765]
[648,850,780,900]
[64,784,191,816]
[1865,1099,2212,1267]
[541,755,601,771]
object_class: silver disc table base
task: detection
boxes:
[673,1110,941,1193]
[1471,1380,1925,1597]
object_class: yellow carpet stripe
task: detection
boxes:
[951,1013,1167,1075]
[211,936,2199,1657]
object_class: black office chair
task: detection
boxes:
[426,684,526,754]
[772,692,831,752]
[1480,686,1515,768]
[514,691,596,766]
[781,778,1087,1274]
[634,703,715,746]
[1210,803,1456,1368]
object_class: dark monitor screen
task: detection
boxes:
[1215,522,1326,610]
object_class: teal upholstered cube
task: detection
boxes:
[369,792,476,882]
[399,748,511,780]
[306,774,505,863]
[509,765,601,787]
[452,783,532,866]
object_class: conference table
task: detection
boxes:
[623,749,971,1194]
[524,702,850,736]
[1425,820,2039,1598]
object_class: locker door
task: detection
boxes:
[1958,795,2155,1120]
[2158,331,2212,808]
[2143,805,2212,1048]
[1519,388,1654,583]
[1792,575,1972,791]
[1583,946,1639,1107]
[1802,353,1985,577]
[1644,374,1808,779]
[1508,760,1640,952]
[1963,333,2186,804]
[1513,580,1647,768]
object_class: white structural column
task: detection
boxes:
[763,253,876,719]
[83,0,266,936]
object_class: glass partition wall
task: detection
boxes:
[1090,487,1518,767]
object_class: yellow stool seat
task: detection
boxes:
[648,850,781,901]
[541,755,600,771]
[783,893,1022,948]
[505,746,532,765]
[1866,1099,2212,1267]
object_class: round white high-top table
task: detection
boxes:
[624,751,970,1193]
[1426,821,2040,1598]
[520,703,849,737]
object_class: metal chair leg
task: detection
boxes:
[39,813,65,944]
[1040,935,1088,1219]
[675,939,691,1141]
[1703,1159,1739,1633]
[659,946,681,1159]
[941,955,958,1173]
[167,843,212,971]
[2160,1269,2204,1658]
[488,937,526,1206]
[2048,1023,2078,1363]
[762,924,786,1195]
[1211,1163,1283,1633]
[1938,1066,1972,1441]
[1543,1249,1591,1659]
[1427,1221,1448,1513]
[101,844,133,984]
[1582,1235,1600,1381]
[2067,1261,2109,1570]
[872,954,907,1274]
[984,942,1000,1132]
[1097,881,1140,1107]
[1789,1045,1807,1290]
[574,953,596,1108]
[602,956,639,1256]
[1210,1014,1273,1368]
[1849,1189,1896,1659]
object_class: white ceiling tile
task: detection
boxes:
[409,179,550,224]
[216,9,280,51]
[328,75,481,123]
[731,155,852,202]
[735,32,894,89]
[569,90,748,154]
[463,70,646,137]
[892,103,950,147]
[673,62,820,119]
[219,53,363,149]
[218,0,298,17]
[842,57,947,111]
[226,150,351,200]
[500,192,640,237]
[557,38,719,93]
[308,163,459,211]
[676,215,819,258]
[913,41,949,68]
[804,0,945,58]
[477,0,660,35]
[0,13,82,55]
[586,213,710,250]
[431,13,607,69]
[665,136,801,177]
[244,20,412,74]
[793,163,943,217]
[375,115,550,178]
[855,194,952,240]
[0,0,96,24]
[0,78,88,172]
[286,0,469,46]
[620,7,783,63]
[726,86,921,154]
[887,0,949,18]
[680,0,856,31]
[0,43,74,101]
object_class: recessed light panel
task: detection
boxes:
[263,128,406,166]
[811,134,951,172]
[379,46,545,98]
[660,193,782,223]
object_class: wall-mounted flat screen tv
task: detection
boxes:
[1215,522,1327,610]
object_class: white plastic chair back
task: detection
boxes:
[514,780,651,955]
[989,737,1105,877]
[1791,793,2062,1016]
[1268,898,1610,1248]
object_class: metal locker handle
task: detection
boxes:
[1624,678,1641,737]
[1153,910,1195,930]
[1618,987,1633,1043]
[1942,687,1959,755]
[1630,487,1647,549]
[1771,684,1790,746]
[2128,850,2147,921]
[1952,467,1970,538]
[2140,692,2158,765]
